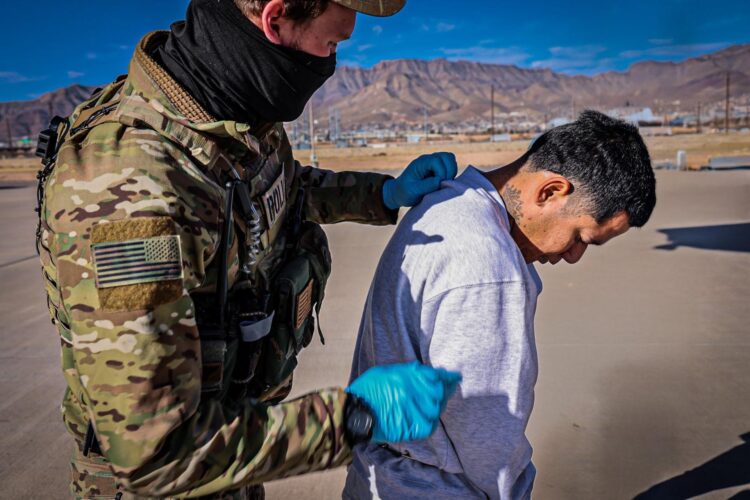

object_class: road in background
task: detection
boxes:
[1,169,748,499]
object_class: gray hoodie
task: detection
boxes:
[344,167,542,500]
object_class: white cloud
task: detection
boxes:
[67,70,85,79]
[439,46,530,65]
[357,44,374,52]
[0,71,45,83]
[531,45,610,73]
[372,25,383,35]
[420,20,458,33]
[0,71,31,83]
[339,59,364,68]
[548,45,606,58]
[337,39,354,51]
[86,52,98,60]
[620,42,730,59]
[648,38,673,46]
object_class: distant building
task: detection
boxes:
[608,107,659,125]
[547,117,571,128]
[491,133,511,142]
[639,126,673,136]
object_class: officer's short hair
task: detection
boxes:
[524,110,656,227]
[235,0,330,22]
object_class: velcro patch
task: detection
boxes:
[91,217,183,311]
[295,279,314,330]
[93,236,183,288]
[261,171,287,229]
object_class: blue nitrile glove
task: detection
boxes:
[382,152,458,210]
[346,361,462,443]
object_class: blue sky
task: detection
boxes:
[1,0,748,102]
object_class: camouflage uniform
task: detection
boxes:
[37,31,397,499]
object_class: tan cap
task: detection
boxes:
[331,0,406,17]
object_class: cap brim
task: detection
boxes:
[331,0,406,17]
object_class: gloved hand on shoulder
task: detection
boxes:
[346,361,462,443]
[382,152,458,210]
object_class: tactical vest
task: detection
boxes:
[36,76,331,434]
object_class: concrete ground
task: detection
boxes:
[0,169,748,499]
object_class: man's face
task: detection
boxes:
[505,174,631,265]
[260,1,356,57]
[514,209,630,265]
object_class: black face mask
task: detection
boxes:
[157,0,337,125]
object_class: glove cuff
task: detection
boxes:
[382,178,399,210]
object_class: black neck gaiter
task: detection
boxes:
[156,0,336,125]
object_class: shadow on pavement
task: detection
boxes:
[654,223,750,253]
[634,433,750,499]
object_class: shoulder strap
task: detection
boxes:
[67,76,128,137]
[35,79,126,255]
[114,95,239,171]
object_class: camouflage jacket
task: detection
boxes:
[38,31,396,498]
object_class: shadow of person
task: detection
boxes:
[654,223,750,253]
[634,432,750,499]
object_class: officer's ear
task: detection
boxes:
[259,0,291,45]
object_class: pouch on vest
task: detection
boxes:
[254,222,331,395]
[227,287,274,402]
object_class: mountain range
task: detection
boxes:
[1,44,748,139]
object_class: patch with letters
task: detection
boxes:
[92,235,183,288]
[261,171,287,229]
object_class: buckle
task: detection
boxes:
[35,116,65,162]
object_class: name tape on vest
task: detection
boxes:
[261,172,287,229]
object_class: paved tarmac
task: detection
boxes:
[0,169,748,499]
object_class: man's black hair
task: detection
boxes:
[524,110,656,227]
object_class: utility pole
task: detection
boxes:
[423,107,428,141]
[5,116,12,148]
[725,70,730,134]
[490,85,495,142]
[571,98,576,121]
[696,102,702,134]
[308,102,318,168]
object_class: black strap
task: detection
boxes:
[217,181,237,328]
[82,420,102,457]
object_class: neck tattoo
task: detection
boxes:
[502,184,524,220]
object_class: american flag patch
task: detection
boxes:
[92,235,183,289]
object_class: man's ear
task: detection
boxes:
[260,0,287,45]
[537,175,573,205]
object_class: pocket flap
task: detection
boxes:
[240,311,275,342]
